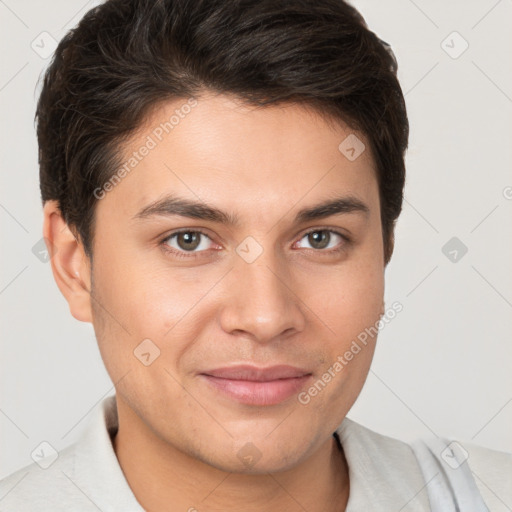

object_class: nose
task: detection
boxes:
[218,252,306,344]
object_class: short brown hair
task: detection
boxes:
[37,0,408,265]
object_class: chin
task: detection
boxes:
[210,452,303,475]
[195,437,311,475]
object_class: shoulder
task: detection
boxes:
[458,438,512,511]
[337,418,512,511]
[0,395,143,511]
[0,443,81,511]
[336,417,431,510]
[338,416,424,471]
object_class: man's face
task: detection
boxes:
[90,92,384,473]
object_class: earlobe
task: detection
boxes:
[42,200,93,323]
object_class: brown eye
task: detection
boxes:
[297,229,346,251]
[307,230,331,249]
[162,230,213,255]
[176,231,201,251]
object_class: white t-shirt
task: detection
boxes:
[0,395,510,511]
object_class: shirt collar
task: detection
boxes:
[72,394,144,511]
[72,395,428,511]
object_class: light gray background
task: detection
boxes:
[1,0,511,479]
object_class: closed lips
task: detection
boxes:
[201,365,312,381]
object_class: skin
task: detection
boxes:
[44,91,387,512]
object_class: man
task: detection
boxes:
[1,0,510,510]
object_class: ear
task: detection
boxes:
[43,200,93,323]
[384,230,395,267]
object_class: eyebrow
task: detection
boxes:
[132,194,370,226]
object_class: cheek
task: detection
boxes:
[307,254,384,339]
[335,273,384,337]
[126,265,216,337]
[91,257,220,376]
[305,256,384,396]
[89,253,173,374]
[93,248,194,333]
[297,274,382,429]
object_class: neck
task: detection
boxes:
[113,399,350,512]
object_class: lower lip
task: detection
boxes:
[200,374,312,406]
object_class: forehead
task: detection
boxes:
[96,93,378,223]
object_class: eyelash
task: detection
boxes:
[159,227,351,260]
